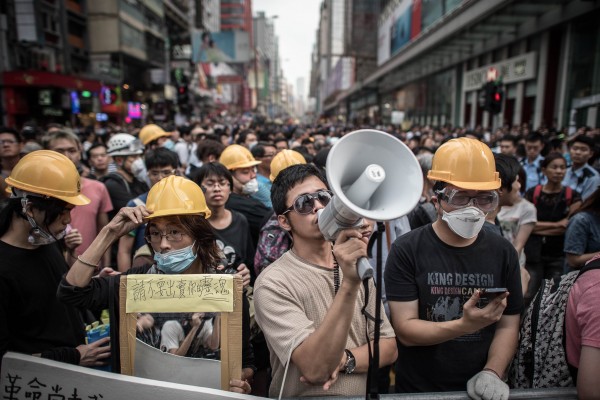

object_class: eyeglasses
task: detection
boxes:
[145,229,185,243]
[437,188,499,213]
[0,139,17,145]
[148,169,176,179]
[282,189,333,215]
[202,179,230,189]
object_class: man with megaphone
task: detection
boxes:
[385,138,523,400]
[253,163,397,398]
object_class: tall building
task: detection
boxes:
[253,11,278,116]
[309,0,382,116]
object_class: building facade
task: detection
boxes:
[314,0,600,130]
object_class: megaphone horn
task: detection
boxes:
[318,129,423,280]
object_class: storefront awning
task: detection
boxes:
[2,71,103,92]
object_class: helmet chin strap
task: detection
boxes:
[20,197,64,245]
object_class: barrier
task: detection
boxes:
[1,352,577,400]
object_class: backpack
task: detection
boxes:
[253,212,291,276]
[508,260,600,388]
[532,184,573,206]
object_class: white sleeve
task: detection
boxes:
[160,320,185,351]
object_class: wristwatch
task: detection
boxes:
[342,349,356,374]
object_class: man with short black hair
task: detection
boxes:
[0,127,23,179]
[563,134,600,200]
[499,135,519,157]
[87,143,115,180]
[521,132,545,191]
[254,163,397,397]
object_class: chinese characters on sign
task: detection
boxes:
[3,374,104,400]
[125,274,234,313]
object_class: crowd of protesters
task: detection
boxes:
[1,115,599,399]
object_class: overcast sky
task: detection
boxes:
[252,0,322,100]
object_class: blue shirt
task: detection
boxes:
[564,211,600,257]
[521,155,546,191]
[252,174,273,208]
[562,164,600,201]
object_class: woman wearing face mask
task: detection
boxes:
[524,152,582,297]
[58,175,255,394]
[0,150,111,369]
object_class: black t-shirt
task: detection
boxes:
[0,241,85,363]
[226,193,272,248]
[525,187,581,257]
[102,173,149,218]
[384,225,523,393]
[213,210,255,274]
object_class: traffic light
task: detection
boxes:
[482,81,503,114]
[177,86,190,113]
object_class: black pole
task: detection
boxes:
[367,221,385,399]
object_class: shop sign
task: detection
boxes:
[463,52,537,92]
[38,90,52,106]
[42,108,64,117]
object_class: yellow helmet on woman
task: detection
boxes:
[145,175,211,219]
[6,150,90,205]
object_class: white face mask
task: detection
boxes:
[441,206,486,239]
[241,178,259,195]
[247,141,258,150]
[131,158,145,176]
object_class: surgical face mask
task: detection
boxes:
[441,206,486,239]
[131,157,146,176]
[241,178,258,195]
[153,242,196,274]
[247,141,258,150]
[162,139,175,150]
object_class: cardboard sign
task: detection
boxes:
[0,352,252,400]
[119,275,243,391]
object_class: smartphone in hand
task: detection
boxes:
[477,287,508,308]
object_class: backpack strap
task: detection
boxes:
[102,172,132,196]
[565,186,573,206]
[532,184,543,206]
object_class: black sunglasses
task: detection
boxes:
[282,189,333,215]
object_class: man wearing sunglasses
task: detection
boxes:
[253,164,397,397]
[385,138,523,400]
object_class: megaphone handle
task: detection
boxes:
[357,257,373,280]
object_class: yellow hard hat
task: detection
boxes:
[219,144,261,170]
[270,150,306,181]
[139,124,170,145]
[145,175,211,219]
[428,137,501,190]
[5,150,90,205]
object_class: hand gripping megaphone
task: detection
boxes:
[317,129,423,280]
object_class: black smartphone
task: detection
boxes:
[479,288,508,298]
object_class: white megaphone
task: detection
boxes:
[318,129,423,280]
